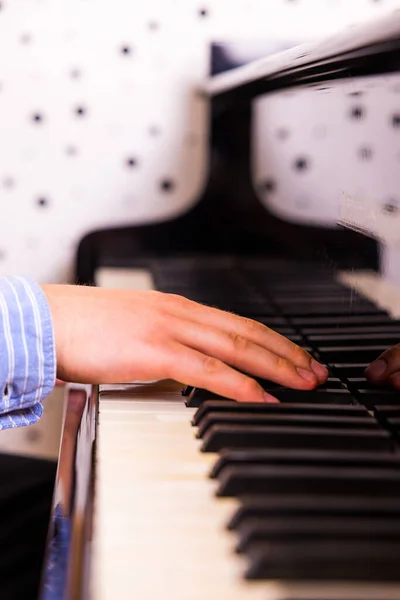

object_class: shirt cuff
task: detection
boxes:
[0,276,56,430]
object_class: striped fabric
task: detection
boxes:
[0,277,56,430]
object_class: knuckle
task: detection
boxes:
[275,354,288,372]
[242,317,263,334]
[291,342,308,362]
[202,355,222,375]
[240,376,261,399]
[147,290,164,302]
[228,331,248,353]
[166,293,189,306]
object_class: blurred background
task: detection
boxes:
[0,0,399,457]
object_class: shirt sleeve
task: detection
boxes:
[0,276,56,430]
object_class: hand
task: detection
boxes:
[365,345,400,390]
[41,285,329,403]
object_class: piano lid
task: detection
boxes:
[204,9,400,100]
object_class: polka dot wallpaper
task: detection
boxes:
[0,0,399,283]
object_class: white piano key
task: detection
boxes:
[92,385,272,600]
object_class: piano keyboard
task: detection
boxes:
[92,259,400,600]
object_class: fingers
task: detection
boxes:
[165,342,278,403]
[365,344,400,389]
[163,296,328,384]
[169,315,321,389]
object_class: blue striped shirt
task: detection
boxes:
[0,276,56,429]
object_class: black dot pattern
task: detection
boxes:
[294,157,310,171]
[3,177,14,189]
[160,179,175,192]
[37,197,49,208]
[350,106,365,119]
[126,157,138,168]
[66,145,78,156]
[277,128,289,140]
[392,114,400,128]
[32,113,43,124]
[382,201,399,214]
[75,106,87,117]
[149,126,161,137]
[359,147,373,160]
[261,179,276,193]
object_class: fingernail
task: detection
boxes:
[366,358,387,379]
[311,359,329,380]
[296,367,316,383]
[264,392,279,403]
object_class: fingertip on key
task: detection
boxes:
[263,392,279,403]
[296,366,317,384]
[389,371,400,389]
[311,359,329,381]
[365,358,387,380]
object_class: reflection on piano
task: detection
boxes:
[41,9,400,600]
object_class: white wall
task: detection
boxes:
[0,0,399,283]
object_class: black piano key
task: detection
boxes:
[181,385,193,396]
[250,316,288,327]
[210,447,400,479]
[374,405,400,417]
[303,324,400,335]
[285,334,303,343]
[215,304,276,316]
[216,464,400,497]
[201,424,392,453]
[271,285,357,294]
[308,333,400,346]
[280,304,386,316]
[237,516,400,553]
[186,388,228,407]
[318,345,388,363]
[245,540,400,581]
[228,495,400,530]
[261,327,297,336]
[272,388,354,404]
[356,389,400,408]
[346,377,390,391]
[292,315,391,327]
[187,374,333,408]
[316,377,344,389]
[331,363,370,378]
[192,400,367,428]
[186,375,293,407]
[197,413,378,440]
[275,296,376,307]
[386,417,400,432]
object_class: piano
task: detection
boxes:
[40,9,400,600]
